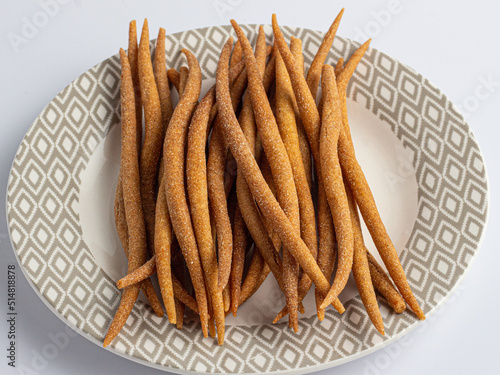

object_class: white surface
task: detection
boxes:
[1,0,499,374]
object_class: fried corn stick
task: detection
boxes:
[138,20,163,254]
[104,49,150,347]
[153,27,174,136]
[186,87,226,345]
[154,176,177,324]
[273,43,318,322]
[306,8,344,102]
[367,251,406,314]
[318,65,354,308]
[128,20,142,149]
[290,36,312,190]
[333,52,425,321]
[229,205,251,316]
[163,49,211,336]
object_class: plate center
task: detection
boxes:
[78,98,418,326]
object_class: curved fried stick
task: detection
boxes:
[113,181,163,316]
[335,76,424,320]
[271,43,318,322]
[167,68,180,92]
[318,65,354,309]
[234,22,301,332]
[347,184,384,334]
[219,29,344,314]
[154,177,177,324]
[116,256,156,289]
[163,49,210,336]
[272,15,344,315]
[179,66,189,95]
[290,36,312,190]
[153,27,174,136]
[138,20,163,253]
[229,205,250,316]
[306,8,344,101]
[104,49,150,347]
[186,87,226,345]
[367,251,406,314]
[127,20,142,150]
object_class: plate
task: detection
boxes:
[6,24,489,374]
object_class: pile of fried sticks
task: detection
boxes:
[104,10,425,347]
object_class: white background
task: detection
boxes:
[1,0,499,374]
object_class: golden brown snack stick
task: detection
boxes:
[171,274,198,313]
[332,52,384,332]
[272,44,318,322]
[164,49,210,336]
[336,39,371,146]
[335,57,344,76]
[318,65,354,309]
[260,155,282,252]
[179,66,189,95]
[114,180,163,316]
[208,28,265,293]
[290,36,312,190]
[272,15,343,314]
[138,20,163,254]
[171,240,186,329]
[115,180,163,316]
[186,87,226,344]
[221,26,344,313]
[127,20,142,150]
[154,176,177,324]
[116,256,156,289]
[347,184,384,334]
[104,50,150,347]
[367,252,406,314]
[229,205,251,316]
[230,40,243,68]
[153,27,174,136]
[223,285,231,312]
[337,98,424,321]
[305,8,344,101]
[239,248,266,304]
[167,68,180,92]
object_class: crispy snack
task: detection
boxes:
[186,87,226,345]
[367,251,406,314]
[305,8,344,101]
[138,20,163,253]
[128,20,142,150]
[116,256,156,289]
[104,49,152,347]
[153,27,174,136]
[229,206,251,316]
[273,43,317,324]
[219,26,345,313]
[163,49,210,336]
[318,65,354,309]
[290,36,312,190]
[335,80,425,320]
[154,177,177,324]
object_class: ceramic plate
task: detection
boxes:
[6,25,489,374]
